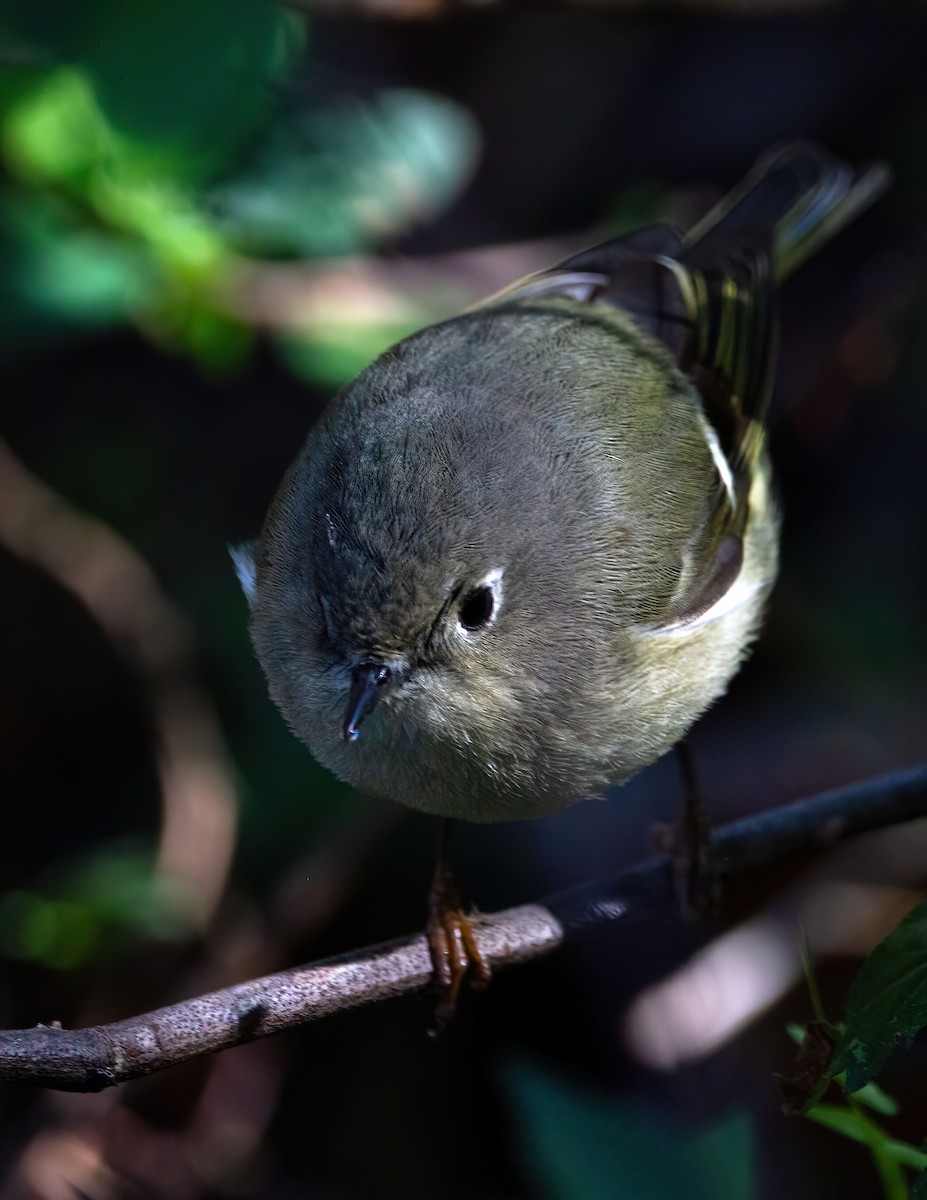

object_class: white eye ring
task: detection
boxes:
[456,567,504,634]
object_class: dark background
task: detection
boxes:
[0,1,926,1196]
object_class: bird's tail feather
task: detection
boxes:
[682,141,890,281]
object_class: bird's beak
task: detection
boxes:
[342,661,394,742]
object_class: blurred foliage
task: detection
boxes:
[210,89,480,257]
[0,0,478,372]
[804,1098,926,1200]
[505,1058,754,1200]
[278,320,425,389]
[0,843,195,971]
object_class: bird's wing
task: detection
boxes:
[482,143,888,628]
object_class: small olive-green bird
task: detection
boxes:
[235,143,887,826]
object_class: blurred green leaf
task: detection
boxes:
[66,845,193,939]
[0,15,474,378]
[141,289,252,371]
[806,1102,873,1142]
[211,89,480,256]
[505,1059,753,1200]
[0,844,199,970]
[1,69,255,363]
[806,1105,927,1169]
[1,1,302,176]
[84,0,301,171]
[0,191,149,342]
[0,0,111,61]
[853,1081,902,1118]
[279,321,423,389]
[0,888,102,969]
[805,1102,925,1199]
[3,70,229,265]
[0,0,303,367]
[0,200,144,350]
[830,902,927,1093]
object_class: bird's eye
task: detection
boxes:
[458,585,495,632]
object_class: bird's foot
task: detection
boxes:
[426,823,491,1031]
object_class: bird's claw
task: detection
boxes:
[426,862,491,1032]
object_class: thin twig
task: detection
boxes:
[0,441,238,927]
[1,762,925,1092]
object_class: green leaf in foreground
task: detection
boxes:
[831,901,927,1093]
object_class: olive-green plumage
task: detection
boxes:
[235,143,887,823]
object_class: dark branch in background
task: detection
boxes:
[1,762,926,1093]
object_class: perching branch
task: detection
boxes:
[2,762,926,1092]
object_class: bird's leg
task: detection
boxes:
[425,818,492,1029]
[653,742,720,919]
[673,741,720,918]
